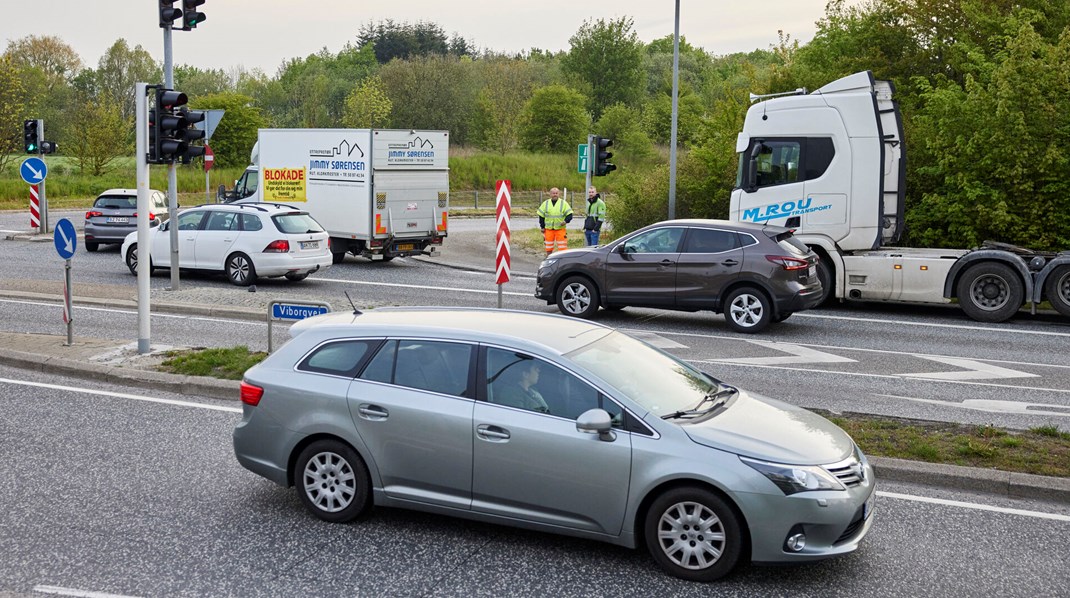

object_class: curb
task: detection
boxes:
[871,456,1070,504]
[0,289,264,321]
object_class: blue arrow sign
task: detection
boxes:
[21,157,48,185]
[54,218,77,259]
[271,303,329,321]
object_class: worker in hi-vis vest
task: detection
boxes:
[537,187,573,256]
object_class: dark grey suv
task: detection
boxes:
[535,219,822,333]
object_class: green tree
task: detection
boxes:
[174,65,233,99]
[594,103,654,162]
[358,20,470,63]
[519,85,590,153]
[641,91,705,146]
[191,92,268,169]
[0,56,32,173]
[471,58,539,153]
[342,75,392,128]
[94,39,160,123]
[379,55,479,143]
[66,98,128,176]
[561,17,645,119]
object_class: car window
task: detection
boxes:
[94,195,137,210]
[484,347,622,425]
[683,228,740,254]
[298,339,380,377]
[153,192,169,210]
[776,232,810,256]
[621,227,685,254]
[241,214,263,232]
[205,211,239,231]
[273,213,324,234]
[359,340,473,398]
[176,211,206,230]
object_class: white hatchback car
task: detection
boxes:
[121,202,332,285]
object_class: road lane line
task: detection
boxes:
[33,585,141,598]
[794,312,1070,337]
[876,491,1070,522]
[0,298,267,326]
[0,377,242,413]
[314,276,533,296]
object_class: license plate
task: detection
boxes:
[808,265,816,278]
[107,217,129,224]
[300,240,319,250]
[395,243,415,252]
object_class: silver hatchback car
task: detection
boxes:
[233,308,875,582]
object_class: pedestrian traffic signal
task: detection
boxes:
[24,119,40,153]
[159,0,182,27]
[593,136,616,177]
[182,0,206,29]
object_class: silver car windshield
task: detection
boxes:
[566,331,717,416]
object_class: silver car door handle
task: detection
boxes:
[476,424,510,441]
[721,259,739,266]
[660,259,674,264]
[358,405,389,420]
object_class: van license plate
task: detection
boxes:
[395,243,415,252]
[107,217,129,224]
[300,241,319,250]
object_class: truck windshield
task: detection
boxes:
[735,152,744,188]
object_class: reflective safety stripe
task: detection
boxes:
[537,199,572,229]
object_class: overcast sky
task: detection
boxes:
[5,1,831,74]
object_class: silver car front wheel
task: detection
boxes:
[295,440,370,523]
[645,487,742,582]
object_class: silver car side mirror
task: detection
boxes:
[576,408,615,442]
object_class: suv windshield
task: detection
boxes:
[273,212,324,234]
[566,331,718,417]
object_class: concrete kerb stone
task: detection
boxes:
[871,456,1070,503]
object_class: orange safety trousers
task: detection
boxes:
[543,228,568,253]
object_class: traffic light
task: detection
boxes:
[182,0,206,29]
[178,107,206,163]
[150,87,206,164]
[593,136,616,176]
[24,119,39,153]
[40,140,58,154]
[159,0,182,27]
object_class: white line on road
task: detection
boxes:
[876,394,1070,417]
[708,340,857,366]
[876,491,1070,522]
[794,312,1070,337]
[33,584,142,598]
[314,276,533,296]
[901,355,1038,381]
[0,298,267,326]
[0,377,242,413]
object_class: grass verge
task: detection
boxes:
[156,346,1070,479]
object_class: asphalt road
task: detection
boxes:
[1,367,1067,597]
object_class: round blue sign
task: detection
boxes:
[20,157,48,185]
[54,218,77,259]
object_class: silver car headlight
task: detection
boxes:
[740,456,845,495]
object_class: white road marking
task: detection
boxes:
[314,276,533,296]
[795,311,1070,338]
[627,331,688,349]
[0,298,267,326]
[33,585,141,598]
[901,355,1038,381]
[877,394,1070,417]
[876,491,1070,522]
[0,377,242,413]
[708,340,856,366]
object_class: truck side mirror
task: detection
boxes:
[747,159,758,192]
[216,184,227,203]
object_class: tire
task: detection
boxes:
[773,311,793,323]
[556,275,600,319]
[332,251,347,265]
[86,242,99,252]
[294,440,371,523]
[644,487,743,582]
[723,286,772,333]
[816,258,834,306]
[956,262,1023,322]
[225,252,257,286]
[125,244,145,275]
[285,272,309,282]
[1044,265,1070,318]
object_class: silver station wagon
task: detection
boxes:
[233,308,875,582]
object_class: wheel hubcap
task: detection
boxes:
[729,294,763,327]
[230,257,250,283]
[303,451,355,513]
[562,283,591,314]
[657,501,726,570]
[129,248,138,271]
[971,275,1008,310]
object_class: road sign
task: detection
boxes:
[495,180,511,287]
[271,303,330,320]
[577,143,588,174]
[20,157,48,185]
[54,218,76,259]
[192,109,225,140]
[204,144,215,172]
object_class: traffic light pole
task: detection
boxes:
[163,25,181,291]
[584,134,593,198]
[135,82,152,354]
[39,121,49,233]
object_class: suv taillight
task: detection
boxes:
[85,211,103,220]
[264,240,290,253]
[240,381,264,406]
[766,255,809,270]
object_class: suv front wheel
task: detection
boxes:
[556,276,599,319]
[723,286,771,333]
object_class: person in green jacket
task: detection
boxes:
[583,186,607,246]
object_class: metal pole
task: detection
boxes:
[668,0,681,219]
[497,284,503,309]
[206,170,211,203]
[584,134,593,206]
[164,25,180,291]
[64,259,73,346]
[136,82,152,354]
[39,119,49,233]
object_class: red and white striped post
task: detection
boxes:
[30,184,40,230]
[495,180,511,307]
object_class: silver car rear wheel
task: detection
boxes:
[295,440,370,523]
[645,487,742,582]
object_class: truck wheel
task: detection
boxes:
[724,286,771,333]
[1044,265,1070,317]
[957,262,1023,322]
[556,276,599,319]
[816,259,834,306]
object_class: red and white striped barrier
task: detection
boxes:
[30,184,40,229]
